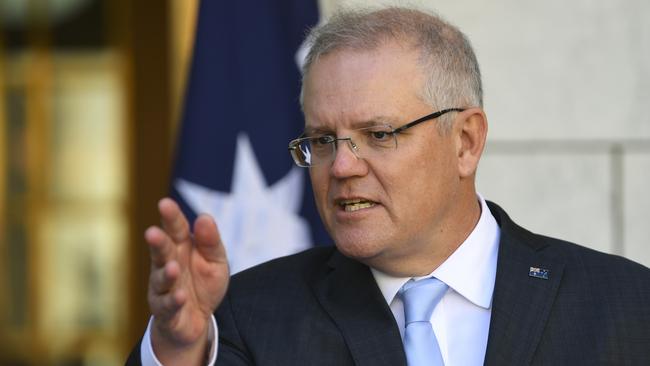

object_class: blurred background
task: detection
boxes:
[0,0,194,364]
[0,0,648,365]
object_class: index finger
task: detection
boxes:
[158,198,191,245]
[145,225,175,268]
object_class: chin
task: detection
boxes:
[333,234,385,262]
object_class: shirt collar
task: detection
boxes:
[371,193,500,309]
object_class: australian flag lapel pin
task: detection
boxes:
[529,267,550,280]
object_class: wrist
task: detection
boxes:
[151,318,210,365]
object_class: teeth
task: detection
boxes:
[340,199,363,205]
[340,200,375,212]
[345,202,374,212]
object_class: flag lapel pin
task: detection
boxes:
[529,267,550,280]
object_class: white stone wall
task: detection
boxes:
[320,0,650,267]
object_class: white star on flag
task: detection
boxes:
[176,133,312,273]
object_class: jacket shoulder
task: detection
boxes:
[488,200,650,291]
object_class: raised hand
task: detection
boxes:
[146,198,230,364]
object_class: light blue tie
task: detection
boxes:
[399,277,448,366]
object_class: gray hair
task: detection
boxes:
[301,7,483,131]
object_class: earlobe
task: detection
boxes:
[457,109,488,178]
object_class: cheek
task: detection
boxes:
[387,144,458,207]
[309,169,329,208]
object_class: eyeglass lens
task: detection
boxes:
[294,125,397,167]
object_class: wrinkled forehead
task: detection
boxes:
[301,43,428,130]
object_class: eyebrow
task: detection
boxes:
[302,126,332,137]
[304,116,397,135]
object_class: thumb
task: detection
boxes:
[193,214,227,263]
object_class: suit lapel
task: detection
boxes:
[311,251,407,366]
[484,202,565,365]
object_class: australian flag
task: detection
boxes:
[171,0,329,274]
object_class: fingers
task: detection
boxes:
[150,260,180,294]
[146,226,175,268]
[159,198,191,244]
[149,261,187,315]
[147,198,191,268]
[150,287,188,317]
[193,214,228,263]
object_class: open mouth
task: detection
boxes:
[339,199,376,212]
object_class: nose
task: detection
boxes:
[329,138,368,178]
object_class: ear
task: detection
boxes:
[454,108,488,178]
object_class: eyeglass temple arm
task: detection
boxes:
[392,108,465,134]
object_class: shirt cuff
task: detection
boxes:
[140,315,219,366]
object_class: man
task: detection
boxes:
[128,7,650,365]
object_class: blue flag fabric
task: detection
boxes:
[170,0,329,273]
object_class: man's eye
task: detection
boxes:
[313,136,334,145]
[369,130,391,140]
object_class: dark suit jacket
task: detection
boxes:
[127,202,650,365]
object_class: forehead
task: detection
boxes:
[302,42,427,130]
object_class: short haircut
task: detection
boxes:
[301,6,483,131]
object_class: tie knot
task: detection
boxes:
[399,277,448,324]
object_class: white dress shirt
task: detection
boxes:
[372,194,500,365]
[142,194,500,365]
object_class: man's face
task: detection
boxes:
[302,41,468,274]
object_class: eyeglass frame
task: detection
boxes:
[288,108,466,167]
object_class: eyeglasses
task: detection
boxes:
[288,108,465,167]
